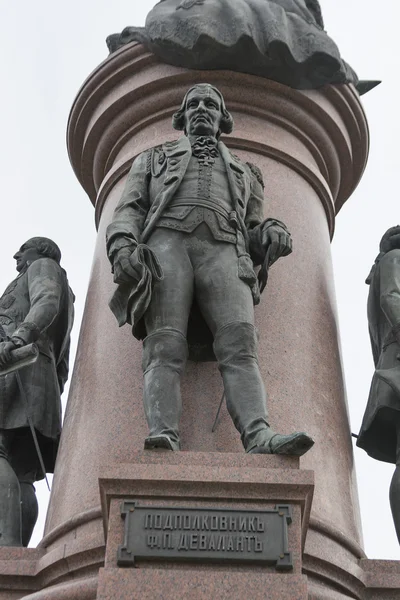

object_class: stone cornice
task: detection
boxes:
[67,42,369,238]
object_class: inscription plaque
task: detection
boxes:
[118,502,293,570]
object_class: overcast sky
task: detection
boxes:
[0,0,398,558]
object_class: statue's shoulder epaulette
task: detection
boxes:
[246,162,265,189]
[148,145,167,178]
[145,148,152,176]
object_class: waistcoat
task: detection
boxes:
[157,154,237,243]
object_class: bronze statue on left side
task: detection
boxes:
[0,238,74,547]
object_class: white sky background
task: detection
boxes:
[0,0,398,558]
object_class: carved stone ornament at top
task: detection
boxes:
[106,0,378,93]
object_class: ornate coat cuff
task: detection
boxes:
[108,237,138,268]
[248,218,290,265]
[11,322,41,346]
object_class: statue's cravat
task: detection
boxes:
[191,136,219,166]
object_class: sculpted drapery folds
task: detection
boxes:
[106,0,360,90]
[0,237,74,547]
[106,83,314,457]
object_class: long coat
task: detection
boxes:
[0,257,74,476]
[106,137,272,354]
[357,249,400,464]
[107,137,265,257]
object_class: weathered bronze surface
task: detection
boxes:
[0,237,74,547]
[357,226,400,545]
[106,84,314,457]
[107,0,361,91]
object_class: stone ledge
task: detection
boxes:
[98,451,314,597]
[0,517,397,599]
[98,452,314,550]
[0,548,43,597]
[361,559,400,599]
[97,567,309,600]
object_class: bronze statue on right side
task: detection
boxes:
[357,226,400,544]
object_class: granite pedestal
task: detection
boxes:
[97,453,313,600]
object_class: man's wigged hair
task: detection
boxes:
[380,226,400,254]
[365,226,400,284]
[24,237,62,264]
[172,84,234,136]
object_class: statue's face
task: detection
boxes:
[184,87,223,137]
[13,242,42,272]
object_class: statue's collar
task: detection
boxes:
[188,134,218,147]
[188,135,219,165]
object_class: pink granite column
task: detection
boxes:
[35,43,368,598]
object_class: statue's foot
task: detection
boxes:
[247,431,314,456]
[144,434,180,451]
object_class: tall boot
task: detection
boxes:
[20,481,38,547]
[0,453,22,546]
[213,321,269,449]
[213,321,314,456]
[142,328,188,451]
[390,424,400,544]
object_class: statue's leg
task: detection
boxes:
[143,229,193,450]
[193,236,269,449]
[11,430,41,546]
[142,329,188,450]
[389,420,400,544]
[0,430,22,546]
[213,320,270,450]
[194,236,313,455]
[19,479,38,548]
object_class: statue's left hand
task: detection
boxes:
[261,224,292,265]
[0,341,16,368]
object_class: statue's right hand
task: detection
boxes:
[113,248,142,285]
[0,341,16,368]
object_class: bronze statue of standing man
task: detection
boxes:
[357,226,400,544]
[0,237,74,546]
[107,83,314,456]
